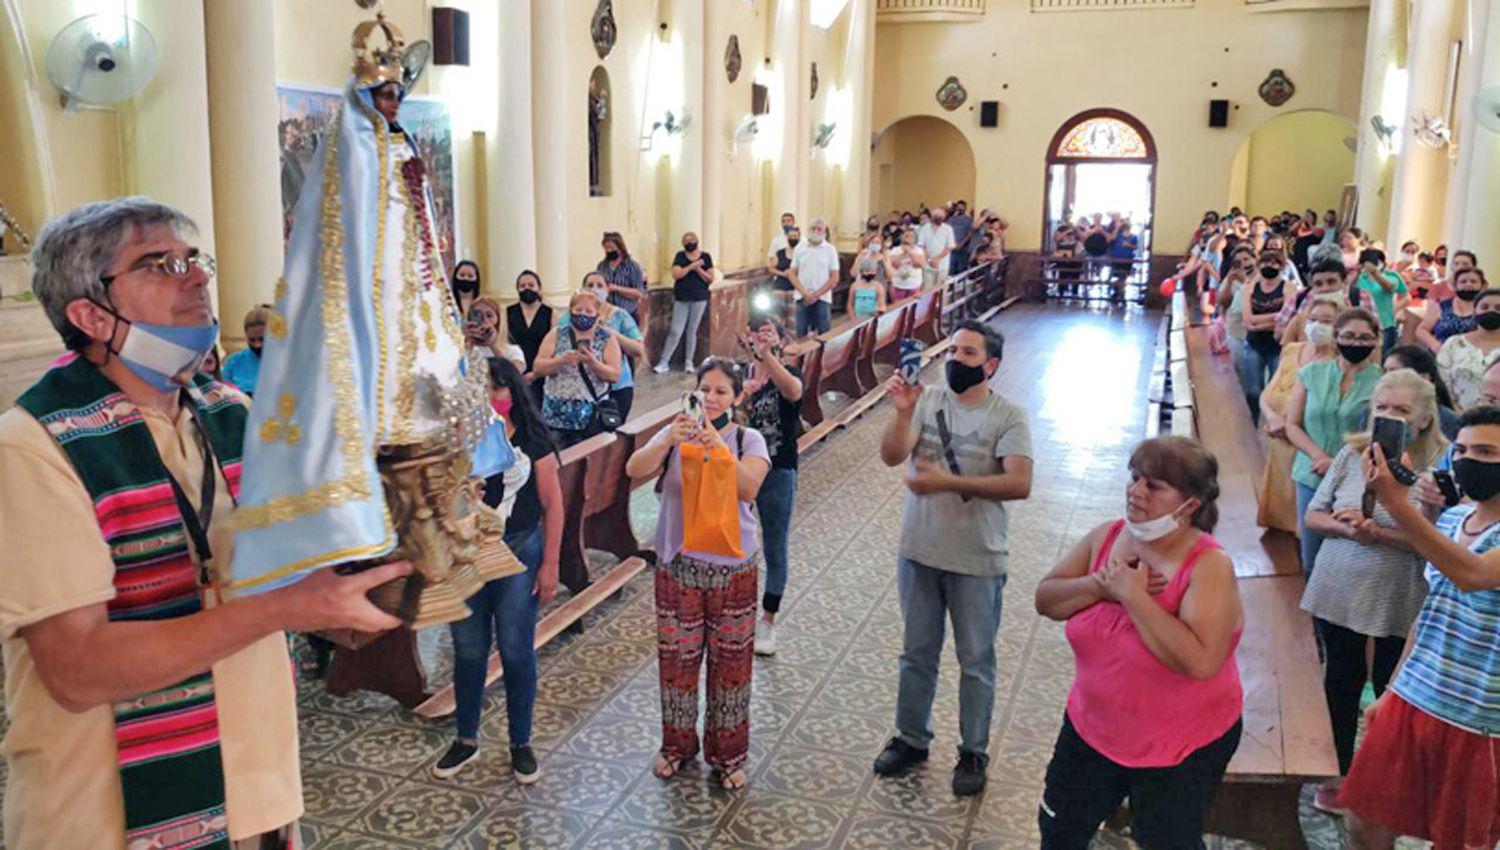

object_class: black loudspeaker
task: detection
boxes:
[1208,99,1229,128]
[979,101,1000,128]
[433,8,470,66]
[752,83,770,116]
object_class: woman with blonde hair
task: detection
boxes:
[533,290,622,447]
[1298,368,1445,814]
[464,295,524,369]
[577,271,645,419]
[1257,296,1339,533]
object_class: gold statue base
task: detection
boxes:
[325,440,523,649]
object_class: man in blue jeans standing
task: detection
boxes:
[874,320,1033,796]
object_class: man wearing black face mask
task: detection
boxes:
[874,320,1033,797]
[1346,405,1500,850]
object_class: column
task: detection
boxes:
[1457,2,1500,262]
[771,0,805,228]
[1387,0,1459,249]
[671,0,705,255]
[1442,0,1492,248]
[202,0,281,349]
[793,0,812,221]
[489,0,538,298]
[132,3,216,290]
[700,0,725,254]
[531,0,571,304]
[837,0,875,243]
[1351,0,1402,240]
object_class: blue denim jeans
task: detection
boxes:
[1296,481,1324,579]
[796,300,831,337]
[450,525,544,743]
[1240,339,1280,426]
[755,468,798,613]
[895,558,1007,756]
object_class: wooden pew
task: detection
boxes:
[909,287,943,346]
[855,302,912,394]
[1176,301,1337,848]
[555,431,617,595]
[799,319,867,427]
[583,401,678,562]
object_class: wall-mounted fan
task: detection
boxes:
[46,14,157,111]
[812,122,837,149]
[1476,86,1500,135]
[654,110,693,136]
[1411,112,1452,150]
[1370,115,1397,147]
[734,115,759,144]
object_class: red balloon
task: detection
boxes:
[1159,278,1177,297]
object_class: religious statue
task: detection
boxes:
[230,11,519,631]
[589,78,608,197]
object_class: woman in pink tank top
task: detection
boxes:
[1033,436,1245,849]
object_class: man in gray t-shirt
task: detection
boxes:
[872,321,1033,798]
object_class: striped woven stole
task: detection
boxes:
[17,359,247,850]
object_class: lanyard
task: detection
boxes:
[161,391,221,589]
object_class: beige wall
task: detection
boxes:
[870,115,976,213]
[873,0,1367,250]
[1239,109,1355,217]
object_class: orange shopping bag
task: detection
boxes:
[679,442,744,559]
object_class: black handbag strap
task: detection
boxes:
[577,363,605,401]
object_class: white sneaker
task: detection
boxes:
[754,619,777,656]
[653,362,670,374]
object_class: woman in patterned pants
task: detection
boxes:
[626,358,771,790]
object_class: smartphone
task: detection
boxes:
[899,338,923,384]
[1434,469,1462,506]
[465,308,486,329]
[1371,416,1408,465]
[682,390,705,423]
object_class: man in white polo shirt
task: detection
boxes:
[788,218,841,337]
[919,207,957,291]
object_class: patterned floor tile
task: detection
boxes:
[719,791,846,849]
[447,803,594,850]
[297,711,370,758]
[971,781,1045,839]
[326,721,451,778]
[585,820,715,850]
[349,781,486,845]
[505,752,640,814]
[301,759,400,822]
[485,699,587,749]
[614,766,739,833]
[861,763,978,826]
[755,748,872,803]
[563,710,664,762]
[840,811,967,849]
[783,706,889,756]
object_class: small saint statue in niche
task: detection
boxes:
[589,78,609,197]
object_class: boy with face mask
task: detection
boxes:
[874,321,1033,797]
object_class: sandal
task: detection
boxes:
[652,755,685,780]
[717,768,748,791]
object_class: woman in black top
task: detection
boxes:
[654,232,715,373]
[433,357,562,784]
[506,270,554,372]
[741,316,804,657]
[1240,248,1289,424]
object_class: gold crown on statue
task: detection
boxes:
[351,13,407,88]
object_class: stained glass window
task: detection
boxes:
[1054,117,1149,159]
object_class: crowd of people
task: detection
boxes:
[1184,204,1499,849]
[1049,211,1144,294]
[16,189,1499,850]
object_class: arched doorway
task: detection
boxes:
[869,115,975,216]
[1043,109,1157,302]
[1229,110,1355,216]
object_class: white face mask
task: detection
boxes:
[1125,499,1193,542]
[810,232,826,245]
[1306,321,1334,346]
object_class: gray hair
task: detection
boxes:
[809,218,828,232]
[30,196,196,351]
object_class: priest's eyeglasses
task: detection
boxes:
[100,249,217,285]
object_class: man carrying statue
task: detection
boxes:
[0,10,512,850]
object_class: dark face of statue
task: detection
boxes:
[373,82,403,127]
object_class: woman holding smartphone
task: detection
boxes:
[625,358,771,791]
[1298,368,1444,814]
[464,295,525,369]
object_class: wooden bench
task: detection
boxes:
[555,430,618,595]
[1179,303,1337,849]
[855,302,913,394]
[909,287,943,346]
[583,401,679,563]
[799,319,867,427]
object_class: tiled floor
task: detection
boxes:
[0,304,1377,848]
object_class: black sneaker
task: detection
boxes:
[510,745,541,785]
[431,740,479,780]
[952,750,989,796]
[872,737,929,777]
